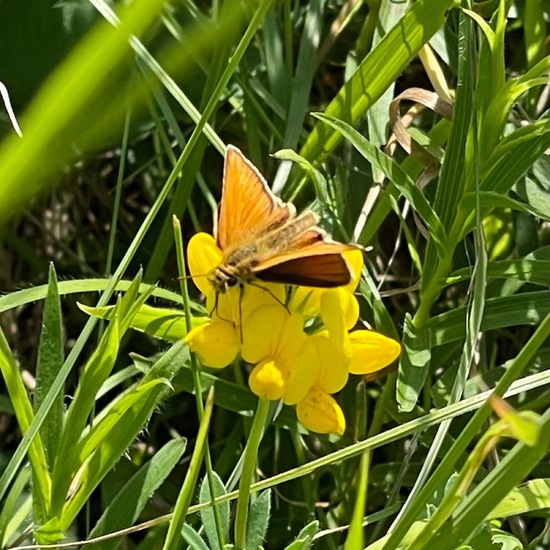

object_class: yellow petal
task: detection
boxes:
[278,311,308,358]
[185,320,239,369]
[284,339,319,405]
[241,305,288,364]
[310,332,349,394]
[240,283,287,324]
[321,287,359,332]
[187,233,223,296]
[343,248,363,292]
[290,286,323,317]
[296,387,346,435]
[249,358,286,400]
[348,330,401,375]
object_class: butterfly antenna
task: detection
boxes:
[178,272,209,281]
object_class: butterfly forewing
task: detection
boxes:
[217,146,293,251]
[210,145,355,293]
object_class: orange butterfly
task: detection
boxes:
[208,145,356,293]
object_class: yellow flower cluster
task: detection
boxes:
[185,233,401,435]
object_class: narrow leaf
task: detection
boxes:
[34,263,64,471]
[199,472,230,550]
[89,438,187,545]
[300,0,453,162]
[398,313,432,412]
[246,489,271,550]
[313,113,447,256]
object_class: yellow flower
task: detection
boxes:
[241,305,318,404]
[290,248,363,318]
[185,319,240,369]
[348,330,401,375]
[296,386,346,435]
[185,231,399,435]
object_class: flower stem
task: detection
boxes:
[234,397,270,549]
[173,216,225,548]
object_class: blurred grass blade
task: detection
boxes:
[34,263,64,471]
[0,0,166,222]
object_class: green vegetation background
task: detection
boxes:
[0,0,548,548]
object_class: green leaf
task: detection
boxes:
[285,520,319,550]
[0,278,185,315]
[479,123,550,198]
[427,410,550,549]
[33,516,63,546]
[428,291,548,347]
[422,9,475,293]
[514,174,550,220]
[433,11,474,231]
[398,313,432,412]
[60,378,169,529]
[312,113,447,256]
[445,257,550,287]
[487,479,550,519]
[246,489,271,550]
[460,190,550,222]
[200,472,230,550]
[51,309,121,514]
[34,263,64,471]
[89,438,187,545]
[300,0,453,162]
[79,302,207,342]
[180,523,210,550]
[0,328,51,524]
[0,465,31,548]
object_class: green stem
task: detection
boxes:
[234,397,271,549]
[173,217,225,548]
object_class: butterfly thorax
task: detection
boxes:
[209,211,320,293]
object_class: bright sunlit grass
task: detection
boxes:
[0,0,548,549]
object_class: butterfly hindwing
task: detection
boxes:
[256,253,352,287]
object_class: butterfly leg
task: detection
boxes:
[248,281,290,313]
[238,283,244,344]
